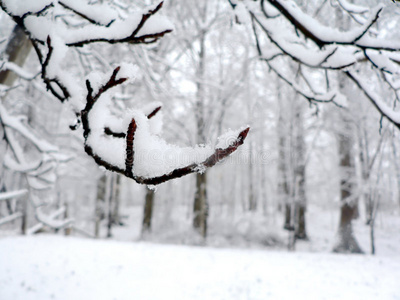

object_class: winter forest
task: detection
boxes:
[0,0,399,299]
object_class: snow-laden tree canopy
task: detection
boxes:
[231,0,400,129]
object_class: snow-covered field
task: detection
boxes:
[0,235,399,300]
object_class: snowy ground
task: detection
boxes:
[104,204,400,256]
[0,235,399,300]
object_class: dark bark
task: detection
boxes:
[295,165,307,240]
[333,203,363,253]
[20,193,28,235]
[296,205,307,239]
[284,204,293,231]
[284,203,307,239]
[193,172,208,238]
[294,104,307,240]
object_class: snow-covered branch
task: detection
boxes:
[0,102,70,229]
[0,0,174,103]
[0,0,173,47]
[345,70,400,130]
[82,66,250,185]
[262,0,383,49]
[0,103,71,190]
[0,61,37,81]
[0,189,27,201]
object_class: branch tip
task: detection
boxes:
[147,106,162,119]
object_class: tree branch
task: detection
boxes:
[82,67,249,185]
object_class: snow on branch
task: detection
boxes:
[35,205,73,230]
[0,0,53,18]
[82,66,250,185]
[0,0,174,107]
[336,0,379,32]
[251,14,359,70]
[263,0,383,49]
[0,189,27,201]
[0,102,71,190]
[252,0,400,66]
[0,0,173,48]
[58,0,117,27]
[337,0,369,15]
[0,103,72,226]
[250,17,340,106]
[57,1,173,47]
[0,212,23,226]
[0,103,58,153]
[0,62,37,81]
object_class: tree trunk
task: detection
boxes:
[248,141,256,211]
[192,14,208,238]
[332,124,363,254]
[142,187,155,234]
[106,174,116,238]
[294,105,307,240]
[333,203,363,253]
[391,139,400,210]
[112,175,121,225]
[94,174,106,238]
[295,165,307,240]
[193,172,208,238]
[281,96,307,240]
[278,112,290,226]
[64,203,72,236]
[20,194,28,235]
[0,25,32,86]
